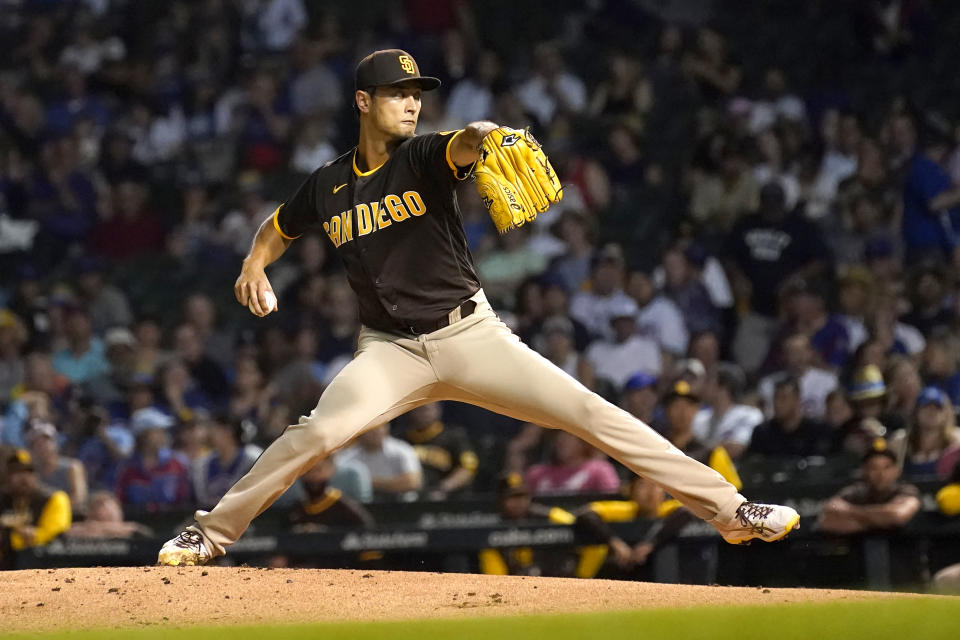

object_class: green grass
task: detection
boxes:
[6,598,959,640]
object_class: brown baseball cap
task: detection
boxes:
[355,49,441,91]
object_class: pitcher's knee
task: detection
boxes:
[290,415,352,456]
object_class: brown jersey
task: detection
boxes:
[274,131,481,333]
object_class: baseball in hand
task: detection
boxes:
[263,290,278,313]
[251,290,278,316]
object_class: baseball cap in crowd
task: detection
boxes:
[131,407,175,435]
[497,472,530,497]
[623,371,658,392]
[24,420,57,445]
[355,49,441,91]
[609,297,639,321]
[848,365,887,402]
[861,438,897,465]
[105,327,137,350]
[592,243,625,268]
[664,379,700,404]
[674,358,706,380]
[917,386,947,409]
[838,265,873,291]
[6,449,34,473]
[0,309,27,343]
[541,315,574,338]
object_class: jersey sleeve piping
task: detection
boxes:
[444,130,474,181]
[273,205,301,240]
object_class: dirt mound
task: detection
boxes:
[1,567,919,633]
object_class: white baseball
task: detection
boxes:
[263,290,278,313]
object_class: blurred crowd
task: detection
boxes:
[1,0,960,583]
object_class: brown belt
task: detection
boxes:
[406,300,478,335]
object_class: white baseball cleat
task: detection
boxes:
[157,530,211,566]
[714,501,800,544]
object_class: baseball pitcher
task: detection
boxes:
[159,50,799,566]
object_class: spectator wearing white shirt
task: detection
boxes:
[289,38,343,118]
[446,51,501,125]
[515,42,586,127]
[289,117,337,174]
[336,424,422,501]
[758,333,838,420]
[586,298,662,391]
[570,244,634,340]
[255,0,307,52]
[626,270,688,357]
[693,365,762,459]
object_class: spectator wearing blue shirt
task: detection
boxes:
[52,306,108,384]
[115,408,191,510]
[190,414,262,509]
[902,121,960,265]
[779,277,850,369]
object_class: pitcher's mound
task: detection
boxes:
[2,567,919,633]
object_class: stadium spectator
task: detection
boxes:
[532,316,594,390]
[72,256,133,334]
[661,244,721,339]
[818,445,921,535]
[66,491,152,539]
[336,424,422,501]
[692,365,763,459]
[401,403,477,499]
[837,365,906,455]
[661,380,741,489]
[901,118,960,265]
[446,49,501,129]
[585,298,661,391]
[902,264,952,336]
[889,387,960,480]
[172,323,229,403]
[84,327,139,413]
[72,397,134,491]
[477,226,549,307]
[515,42,586,128]
[577,475,695,574]
[920,335,960,405]
[132,317,166,382]
[620,372,661,431]
[779,278,850,369]
[547,210,597,295]
[0,310,27,403]
[0,449,72,569]
[758,333,838,421]
[173,417,210,466]
[156,359,213,423]
[191,414,262,509]
[525,431,620,495]
[289,458,374,532]
[748,377,834,458]
[91,180,165,260]
[726,182,827,373]
[626,269,688,358]
[52,306,108,384]
[24,421,87,513]
[114,408,191,510]
[570,244,634,340]
[479,473,584,577]
[228,355,274,425]
[689,139,757,235]
[181,293,235,372]
[884,356,924,428]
